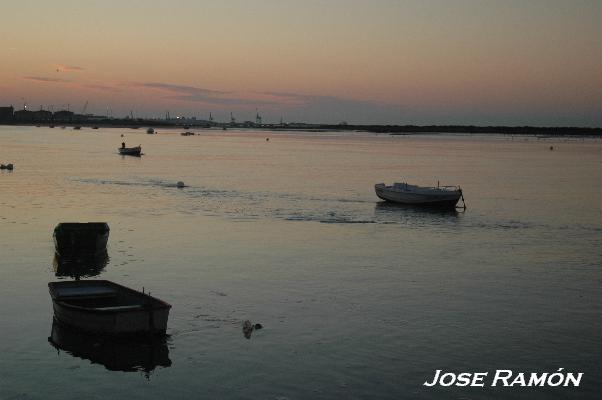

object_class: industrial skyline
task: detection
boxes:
[1,1,601,126]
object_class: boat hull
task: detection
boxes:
[49,280,171,336]
[375,184,461,208]
[53,223,110,256]
[118,146,142,156]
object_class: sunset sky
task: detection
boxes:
[1,0,601,126]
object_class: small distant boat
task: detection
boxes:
[73,126,82,130]
[53,222,110,256]
[92,126,99,130]
[375,182,465,209]
[48,280,171,336]
[146,128,155,134]
[118,145,142,156]
[180,131,194,136]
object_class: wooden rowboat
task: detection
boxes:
[48,280,171,336]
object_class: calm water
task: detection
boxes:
[0,126,600,399]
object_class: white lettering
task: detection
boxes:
[456,373,471,387]
[492,370,513,387]
[564,373,583,387]
[527,373,547,386]
[510,372,526,386]
[439,373,456,386]
[423,370,441,387]
[471,372,487,387]
[547,368,565,387]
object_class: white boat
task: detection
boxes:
[375,182,465,208]
[48,280,171,336]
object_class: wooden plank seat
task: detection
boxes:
[55,286,117,300]
[93,305,144,311]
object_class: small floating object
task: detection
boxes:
[550,146,554,151]
[242,320,263,339]
[266,137,269,141]
[146,128,155,134]
[73,126,81,130]
[1,163,13,170]
[48,280,171,336]
[53,222,110,257]
[243,320,254,339]
[176,181,186,188]
[92,126,99,130]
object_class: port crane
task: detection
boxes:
[81,100,89,115]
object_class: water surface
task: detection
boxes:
[0,126,600,399]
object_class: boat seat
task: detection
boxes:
[54,286,117,300]
[93,305,144,311]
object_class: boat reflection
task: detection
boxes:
[374,201,460,222]
[53,251,109,278]
[48,319,172,374]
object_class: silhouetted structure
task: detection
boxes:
[53,110,74,122]
[0,106,13,122]
[13,109,35,122]
[33,110,52,122]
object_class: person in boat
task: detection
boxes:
[121,142,126,148]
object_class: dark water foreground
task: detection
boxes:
[0,127,600,399]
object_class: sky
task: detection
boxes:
[1,0,601,126]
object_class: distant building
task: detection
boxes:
[13,109,35,122]
[53,110,74,122]
[0,106,14,122]
[33,110,52,122]
[13,109,52,123]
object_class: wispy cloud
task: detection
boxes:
[83,83,122,93]
[128,81,401,123]
[23,76,70,83]
[130,82,280,107]
[135,82,226,96]
[55,64,84,72]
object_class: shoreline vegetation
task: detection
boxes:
[0,120,600,137]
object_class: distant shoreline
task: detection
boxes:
[0,121,600,136]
